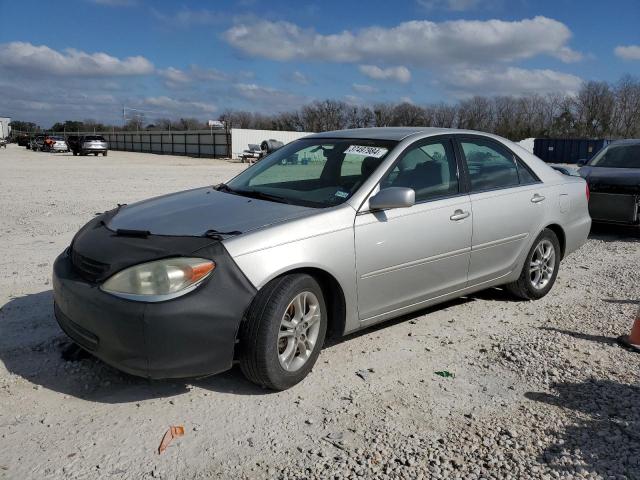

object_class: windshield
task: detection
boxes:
[226,138,397,207]
[588,144,640,168]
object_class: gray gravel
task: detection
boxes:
[1,144,639,479]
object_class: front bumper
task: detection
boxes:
[52,227,257,379]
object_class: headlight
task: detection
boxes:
[101,257,215,302]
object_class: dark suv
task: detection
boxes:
[67,135,108,156]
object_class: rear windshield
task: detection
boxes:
[84,136,106,141]
[588,144,640,168]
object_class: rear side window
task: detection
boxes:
[517,159,539,184]
[460,139,519,192]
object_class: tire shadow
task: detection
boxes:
[525,379,640,477]
[0,291,266,403]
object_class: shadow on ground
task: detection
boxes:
[538,326,617,346]
[0,291,267,403]
[525,379,640,477]
[1,285,519,403]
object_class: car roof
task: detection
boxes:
[609,138,640,146]
[306,127,484,141]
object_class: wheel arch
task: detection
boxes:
[255,267,347,339]
[544,223,566,259]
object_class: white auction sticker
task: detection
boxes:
[344,145,388,158]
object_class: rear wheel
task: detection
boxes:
[103,151,108,157]
[506,228,561,300]
[239,274,327,390]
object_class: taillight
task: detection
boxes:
[585,183,590,202]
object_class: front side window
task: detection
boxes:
[461,139,519,192]
[382,139,459,202]
[227,138,397,207]
[588,144,640,169]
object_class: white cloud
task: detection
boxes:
[0,42,153,76]
[235,83,306,110]
[614,45,640,61]
[142,96,217,114]
[290,71,310,85]
[158,65,228,87]
[223,16,582,66]
[352,83,379,94]
[151,8,221,27]
[417,0,484,11]
[442,67,583,97]
[359,65,411,83]
[158,67,191,85]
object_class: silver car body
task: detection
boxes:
[109,127,591,335]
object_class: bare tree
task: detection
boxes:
[373,103,394,127]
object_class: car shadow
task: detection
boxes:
[1,285,525,402]
[525,379,640,477]
[0,291,267,404]
[325,286,518,348]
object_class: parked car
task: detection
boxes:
[53,127,591,390]
[67,135,108,156]
[17,134,30,147]
[43,136,69,153]
[578,139,640,226]
[29,135,45,151]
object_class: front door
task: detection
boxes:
[354,137,472,322]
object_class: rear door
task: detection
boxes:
[456,136,546,286]
[354,136,472,322]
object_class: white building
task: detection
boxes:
[0,117,10,138]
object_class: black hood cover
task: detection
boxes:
[71,209,223,282]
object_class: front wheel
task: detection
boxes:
[506,228,561,300]
[239,274,327,390]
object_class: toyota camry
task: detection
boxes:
[53,128,591,390]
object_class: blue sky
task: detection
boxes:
[0,0,638,126]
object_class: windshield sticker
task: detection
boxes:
[334,190,349,198]
[344,145,388,158]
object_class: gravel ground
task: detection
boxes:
[1,144,639,479]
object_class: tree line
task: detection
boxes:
[10,74,640,141]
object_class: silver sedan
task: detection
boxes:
[53,128,591,390]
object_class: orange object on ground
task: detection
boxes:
[157,425,185,455]
[617,307,640,353]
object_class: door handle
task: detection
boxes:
[450,209,470,221]
[531,194,546,203]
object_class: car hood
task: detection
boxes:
[578,166,640,193]
[107,187,316,237]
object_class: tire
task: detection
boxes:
[103,151,108,157]
[506,228,561,300]
[239,274,327,390]
[73,151,77,156]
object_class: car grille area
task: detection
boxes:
[71,249,110,283]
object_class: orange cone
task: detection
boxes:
[617,307,640,353]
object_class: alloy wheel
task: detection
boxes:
[277,291,321,372]
[529,239,556,290]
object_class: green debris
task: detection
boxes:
[434,370,455,378]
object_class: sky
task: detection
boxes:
[0,0,638,127]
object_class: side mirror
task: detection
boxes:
[369,187,415,210]
[577,159,587,167]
